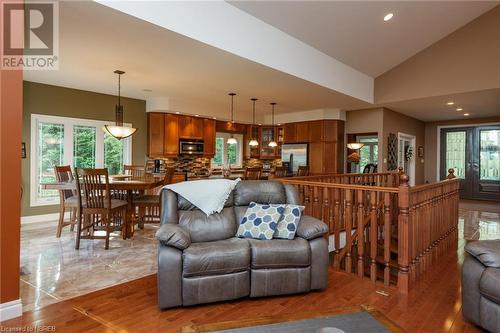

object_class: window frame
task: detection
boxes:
[211,132,243,168]
[356,135,379,173]
[30,114,132,207]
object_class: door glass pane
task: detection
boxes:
[212,137,224,166]
[227,141,238,165]
[38,122,64,201]
[479,130,500,180]
[104,133,124,175]
[445,131,466,179]
[358,137,378,172]
[73,125,96,168]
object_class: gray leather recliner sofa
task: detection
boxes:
[155,180,329,309]
[462,240,500,332]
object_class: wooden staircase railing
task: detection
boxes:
[279,169,460,293]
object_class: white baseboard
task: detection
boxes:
[0,299,22,321]
[21,212,70,224]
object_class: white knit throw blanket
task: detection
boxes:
[164,178,241,216]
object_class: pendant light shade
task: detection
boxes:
[249,98,259,147]
[227,93,237,145]
[268,102,278,147]
[104,70,137,140]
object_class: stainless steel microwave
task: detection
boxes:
[179,140,204,155]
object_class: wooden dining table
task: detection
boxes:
[41,175,165,240]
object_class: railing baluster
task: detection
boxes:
[357,190,365,278]
[370,190,377,282]
[345,189,353,274]
[333,188,341,268]
[384,192,391,286]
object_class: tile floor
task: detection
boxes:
[18,200,500,314]
[20,221,159,312]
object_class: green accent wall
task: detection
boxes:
[22,81,147,217]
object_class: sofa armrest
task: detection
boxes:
[465,240,500,268]
[155,224,191,250]
[296,215,328,240]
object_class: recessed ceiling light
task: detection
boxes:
[456,108,463,111]
[212,117,217,120]
[195,114,200,117]
[383,13,394,22]
[464,113,470,116]
[175,111,180,114]
[446,101,454,105]
[277,123,281,126]
[258,123,262,126]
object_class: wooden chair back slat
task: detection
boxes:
[76,168,110,210]
[244,167,262,180]
[297,165,309,176]
[124,165,145,178]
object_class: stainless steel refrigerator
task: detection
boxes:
[281,143,308,174]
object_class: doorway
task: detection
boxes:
[398,133,416,186]
[440,125,500,200]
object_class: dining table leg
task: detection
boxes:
[126,189,135,238]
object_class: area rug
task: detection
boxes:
[182,305,405,333]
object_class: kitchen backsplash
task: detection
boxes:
[156,156,282,176]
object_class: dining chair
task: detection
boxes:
[133,167,175,228]
[75,168,128,250]
[54,165,78,237]
[244,167,262,180]
[124,165,145,177]
[272,165,287,178]
[297,165,310,176]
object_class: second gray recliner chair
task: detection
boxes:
[155,180,329,309]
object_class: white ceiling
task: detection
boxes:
[382,88,500,122]
[229,1,498,77]
[24,1,369,123]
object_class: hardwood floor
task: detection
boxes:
[2,201,496,333]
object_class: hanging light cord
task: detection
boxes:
[117,73,121,106]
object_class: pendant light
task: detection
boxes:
[227,93,237,145]
[249,98,259,147]
[268,102,278,147]
[104,70,137,140]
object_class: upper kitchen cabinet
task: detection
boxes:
[295,122,309,142]
[164,113,179,156]
[284,123,296,143]
[147,112,165,157]
[203,118,216,157]
[179,116,204,139]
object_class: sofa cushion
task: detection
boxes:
[274,204,305,240]
[480,267,500,303]
[155,224,191,250]
[247,238,310,269]
[296,215,329,240]
[234,206,248,227]
[234,181,286,206]
[466,240,500,268]
[179,207,236,243]
[236,202,284,240]
[182,238,250,277]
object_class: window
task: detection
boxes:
[31,114,132,206]
[211,132,243,168]
[357,136,378,172]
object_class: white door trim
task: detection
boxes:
[0,299,22,321]
[398,132,416,186]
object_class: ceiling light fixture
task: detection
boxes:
[347,143,365,150]
[446,101,455,105]
[383,13,394,22]
[268,102,278,148]
[104,70,137,140]
[227,93,237,145]
[456,108,463,111]
[249,98,259,147]
[464,113,470,116]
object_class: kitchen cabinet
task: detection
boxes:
[203,118,216,157]
[164,114,179,155]
[284,123,296,143]
[179,116,203,139]
[295,122,309,142]
[147,113,165,157]
[148,113,215,158]
[309,142,341,174]
[260,126,277,159]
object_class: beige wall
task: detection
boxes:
[375,5,500,104]
[22,81,147,217]
[424,116,500,183]
[345,108,384,170]
[383,109,425,184]
[346,108,425,184]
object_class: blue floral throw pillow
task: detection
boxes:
[236,202,285,240]
[274,204,305,240]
